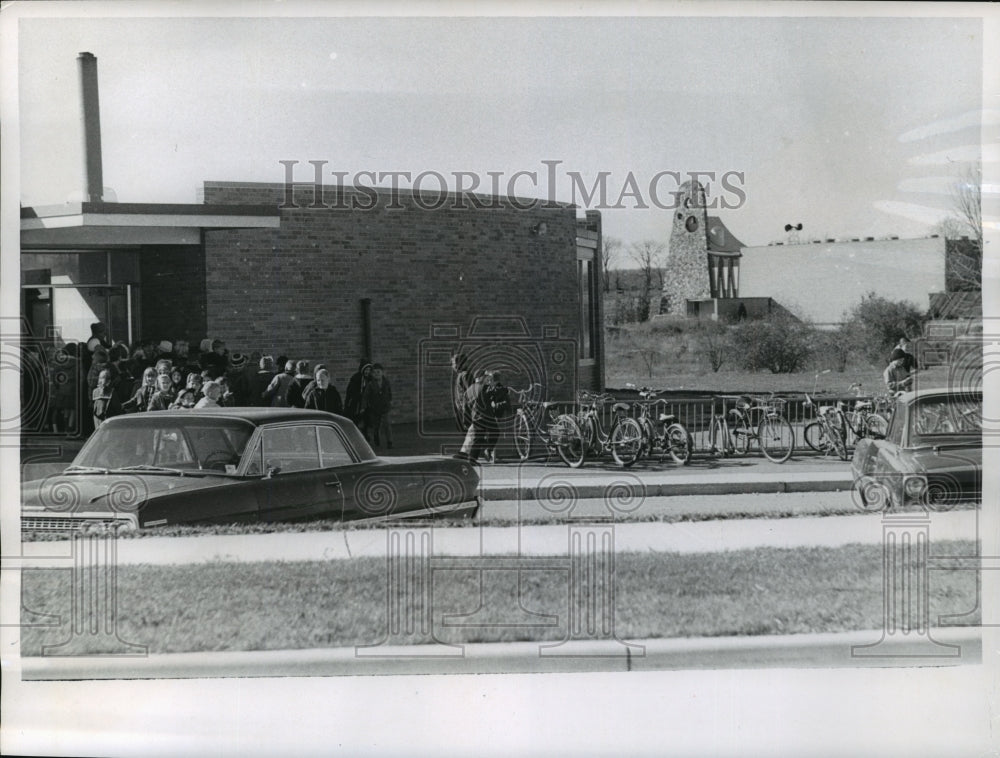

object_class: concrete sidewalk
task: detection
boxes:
[18,627,981,680]
[474,458,851,500]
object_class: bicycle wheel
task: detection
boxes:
[830,418,849,461]
[809,420,843,458]
[610,417,643,467]
[553,414,586,468]
[710,416,729,457]
[803,421,826,452]
[865,413,889,438]
[733,417,752,455]
[513,413,532,461]
[664,422,692,465]
[580,415,601,457]
[639,417,656,460]
[758,416,794,463]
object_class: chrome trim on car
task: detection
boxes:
[21,511,139,532]
[349,497,480,525]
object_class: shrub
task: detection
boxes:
[692,321,730,372]
[731,312,812,373]
[622,329,663,379]
[813,325,853,372]
[843,293,926,365]
[612,295,642,325]
[636,288,652,323]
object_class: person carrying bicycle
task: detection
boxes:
[883,358,913,393]
[888,336,918,373]
[483,370,510,463]
[459,369,493,462]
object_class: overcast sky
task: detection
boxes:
[15,11,993,264]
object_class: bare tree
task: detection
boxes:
[934,165,983,290]
[624,330,661,379]
[628,240,666,321]
[952,164,983,248]
[601,236,622,293]
[628,240,666,293]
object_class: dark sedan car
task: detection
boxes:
[22,409,480,532]
[851,387,981,511]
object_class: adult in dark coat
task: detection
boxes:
[362,364,393,447]
[285,360,313,408]
[249,356,278,407]
[462,369,492,462]
[344,359,372,424]
[451,353,472,431]
[888,337,918,373]
[200,339,229,380]
[303,369,343,415]
[482,371,510,463]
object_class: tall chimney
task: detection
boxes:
[77,52,104,203]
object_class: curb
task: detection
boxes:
[481,478,850,501]
[19,627,980,680]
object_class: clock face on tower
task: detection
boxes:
[685,215,699,233]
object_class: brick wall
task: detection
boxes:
[139,245,206,343]
[200,182,586,424]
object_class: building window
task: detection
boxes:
[578,258,596,360]
[21,251,139,344]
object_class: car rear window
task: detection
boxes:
[910,395,982,437]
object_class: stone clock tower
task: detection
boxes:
[660,180,712,316]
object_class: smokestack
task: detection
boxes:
[77,52,104,202]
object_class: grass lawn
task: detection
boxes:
[20,540,979,655]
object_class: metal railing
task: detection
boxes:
[507,389,896,458]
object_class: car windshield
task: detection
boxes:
[73,417,255,473]
[910,395,982,439]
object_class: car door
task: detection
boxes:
[312,424,426,521]
[250,423,344,522]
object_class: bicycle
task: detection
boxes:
[842,382,890,443]
[511,384,586,467]
[576,390,644,467]
[631,386,692,465]
[802,393,849,460]
[710,394,795,463]
[803,384,890,455]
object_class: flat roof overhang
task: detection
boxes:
[20,202,281,247]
